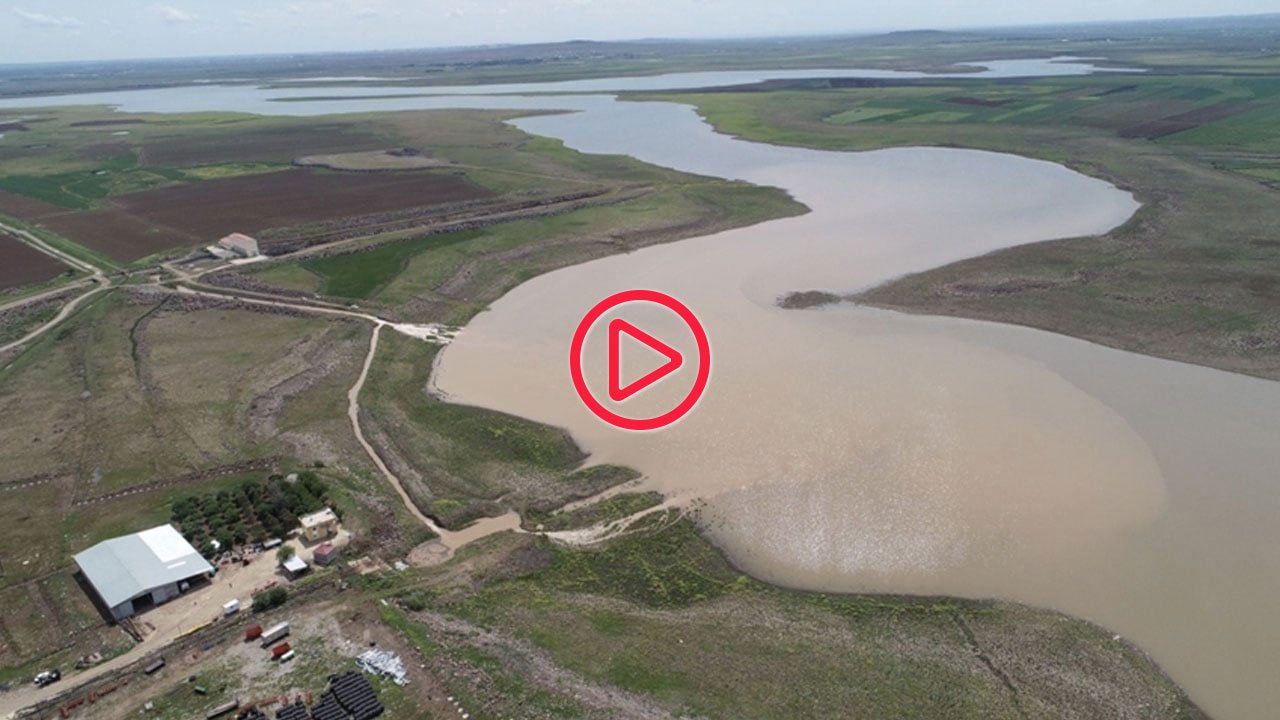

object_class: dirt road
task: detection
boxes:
[0,240,523,717]
[0,549,291,718]
[171,284,525,555]
[0,220,109,355]
[0,223,101,277]
[0,279,92,315]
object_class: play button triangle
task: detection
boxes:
[608,318,683,402]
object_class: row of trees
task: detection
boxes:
[171,472,334,558]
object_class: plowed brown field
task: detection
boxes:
[39,168,492,262]
[0,189,63,221]
[0,234,67,290]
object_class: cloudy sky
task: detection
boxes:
[1,0,1274,64]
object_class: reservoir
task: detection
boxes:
[2,57,1276,719]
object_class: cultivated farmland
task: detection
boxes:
[0,109,549,267]
[0,233,67,290]
[114,168,490,238]
[140,123,387,166]
[50,168,492,261]
[37,209,198,263]
[0,189,64,221]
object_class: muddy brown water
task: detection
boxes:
[1,58,1272,719]
[432,123,1280,720]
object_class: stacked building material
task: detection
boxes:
[274,702,308,720]
[329,671,384,720]
[355,650,407,686]
[308,693,347,720]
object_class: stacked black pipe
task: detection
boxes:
[275,702,309,720]
[329,671,384,720]
[308,693,348,720]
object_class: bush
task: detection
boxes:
[401,593,429,612]
[251,587,288,613]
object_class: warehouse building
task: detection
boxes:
[206,232,260,260]
[73,524,214,621]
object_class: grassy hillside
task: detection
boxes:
[373,517,1207,720]
[648,68,1280,380]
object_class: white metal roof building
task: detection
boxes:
[281,555,309,577]
[217,232,260,258]
[73,524,214,621]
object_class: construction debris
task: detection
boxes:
[355,649,408,686]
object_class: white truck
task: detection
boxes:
[259,621,290,647]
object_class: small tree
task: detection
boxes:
[276,545,295,564]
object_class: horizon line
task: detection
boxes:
[1,10,1276,68]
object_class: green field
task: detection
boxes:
[825,106,905,124]
[300,230,482,299]
[0,152,184,209]
[0,110,333,207]
[652,73,1280,148]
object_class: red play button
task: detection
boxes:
[570,289,711,431]
[608,318,683,402]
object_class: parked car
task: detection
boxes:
[33,669,60,687]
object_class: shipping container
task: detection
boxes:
[259,621,290,647]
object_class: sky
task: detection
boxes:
[1,0,1275,64]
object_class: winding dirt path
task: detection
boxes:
[0,221,109,355]
[169,283,524,560]
[347,323,445,533]
[346,323,525,561]
[0,281,108,355]
[0,279,93,315]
